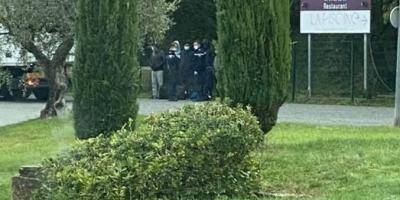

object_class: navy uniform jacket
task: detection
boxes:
[180,50,194,77]
[204,48,215,68]
[192,48,206,73]
[166,50,180,75]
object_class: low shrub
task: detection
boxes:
[35,102,264,200]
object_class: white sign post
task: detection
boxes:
[390,5,400,127]
[300,0,371,98]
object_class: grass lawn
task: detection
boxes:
[0,115,75,200]
[259,124,400,200]
[1,117,400,199]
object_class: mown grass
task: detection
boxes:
[258,124,400,200]
[1,117,399,199]
[0,115,75,200]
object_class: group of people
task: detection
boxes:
[150,40,216,101]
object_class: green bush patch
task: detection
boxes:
[35,102,264,199]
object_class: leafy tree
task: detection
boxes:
[0,0,75,118]
[216,0,291,133]
[0,0,178,118]
[73,0,140,139]
[139,0,179,47]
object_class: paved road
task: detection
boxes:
[278,104,393,126]
[0,99,394,127]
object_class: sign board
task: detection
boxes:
[300,0,371,34]
[390,6,399,28]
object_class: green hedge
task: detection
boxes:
[35,102,264,199]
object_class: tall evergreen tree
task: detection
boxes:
[216,0,291,133]
[74,0,140,139]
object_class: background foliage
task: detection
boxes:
[138,0,179,46]
[165,0,216,45]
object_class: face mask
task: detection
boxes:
[194,46,199,50]
[184,46,190,50]
[171,48,177,52]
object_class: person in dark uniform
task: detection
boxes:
[202,39,216,100]
[166,44,181,101]
[180,43,194,98]
[191,41,206,101]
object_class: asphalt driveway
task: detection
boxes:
[0,99,395,127]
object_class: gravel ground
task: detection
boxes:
[0,98,395,127]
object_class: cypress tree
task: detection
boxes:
[74,0,140,139]
[216,0,291,133]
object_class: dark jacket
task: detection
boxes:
[150,50,165,71]
[204,49,215,68]
[166,50,180,75]
[202,42,215,68]
[192,48,206,73]
[180,49,194,77]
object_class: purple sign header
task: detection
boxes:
[301,0,371,11]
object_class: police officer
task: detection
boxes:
[180,43,194,98]
[166,44,180,101]
[191,41,206,101]
[202,39,216,100]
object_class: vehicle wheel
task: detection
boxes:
[33,88,49,101]
[0,87,11,100]
[10,89,23,99]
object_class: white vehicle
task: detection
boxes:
[0,27,74,100]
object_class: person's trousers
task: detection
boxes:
[191,72,205,100]
[152,70,163,99]
[168,77,179,100]
[205,66,215,97]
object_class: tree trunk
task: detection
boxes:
[40,64,58,118]
[21,38,74,118]
[40,63,68,118]
[54,64,68,109]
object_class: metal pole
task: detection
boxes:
[395,0,400,127]
[291,42,297,102]
[308,34,312,97]
[363,34,368,98]
[351,41,355,103]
